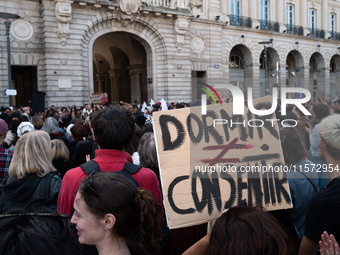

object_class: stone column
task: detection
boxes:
[250,63,261,97]
[108,70,121,104]
[221,0,227,17]
[322,0,328,33]
[278,60,286,90]
[249,0,259,29]
[303,65,310,93]
[300,0,307,28]
[129,66,143,104]
[277,0,284,25]
[249,0,256,19]
[96,74,104,93]
[324,64,330,97]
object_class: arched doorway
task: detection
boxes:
[92,32,148,104]
[330,55,340,97]
[286,50,304,91]
[229,44,253,94]
[309,53,325,98]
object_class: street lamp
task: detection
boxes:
[258,40,273,95]
[0,12,21,106]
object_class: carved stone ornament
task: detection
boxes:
[55,0,73,46]
[191,36,204,53]
[119,0,142,15]
[11,19,34,41]
[174,17,189,53]
[190,0,202,8]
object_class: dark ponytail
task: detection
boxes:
[135,188,163,255]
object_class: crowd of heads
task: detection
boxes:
[0,93,340,255]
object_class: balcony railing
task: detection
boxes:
[74,0,190,9]
[309,28,325,39]
[228,14,252,28]
[259,19,279,32]
[143,0,189,8]
[286,24,303,36]
[329,31,340,41]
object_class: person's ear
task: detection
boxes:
[103,214,116,230]
[318,138,325,150]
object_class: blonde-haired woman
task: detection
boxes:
[0,130,61,213]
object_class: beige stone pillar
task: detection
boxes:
[129,67,143,104]
[324,64,330,96]
[221,0,227,15]
[322,0,328,33]
[249,0,257,19]
[96,74,104,93]
[277,0,284,24]
[249,0,259,29]
[303,65,310,94]
[300,0,307,28]
[250,63,261,97]
[108,70,121,104]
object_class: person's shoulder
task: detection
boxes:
[308,188,334,209]
[0,146,13,155]
[63,166,85,180]
[137,166,157,177]
[133,166,158,185]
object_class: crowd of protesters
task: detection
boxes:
[0,96,339,255]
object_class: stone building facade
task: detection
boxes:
[1,0,340,107]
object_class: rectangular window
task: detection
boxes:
[309,9,316,34]
[286,4,294,29]
[231,0,240,16]
[261,0,269,21]
[330,13,336,33]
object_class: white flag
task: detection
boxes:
[161,98,168,111]
[150,99,155,106]
[141,102,147,113]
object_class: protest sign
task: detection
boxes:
[89,93,108,104]
[153,96,292,229]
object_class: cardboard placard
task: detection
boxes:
[89,93,108,104]
[153,96,292,229]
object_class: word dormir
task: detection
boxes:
[201,87,311,116]
[159,105,280,151]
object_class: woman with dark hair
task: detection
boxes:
[183,206,293,255]
[0,207,80,255]
[3,111,21,149]
[280,127,318,241]
[71,172,163,255]
[68,122,90,161]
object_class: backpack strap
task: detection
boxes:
[80,160,141,187]
[80,160,102,175]
[297,170,318,193]
[40,172,57,200]
[118,162,142,187]
[91,142,98,159]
